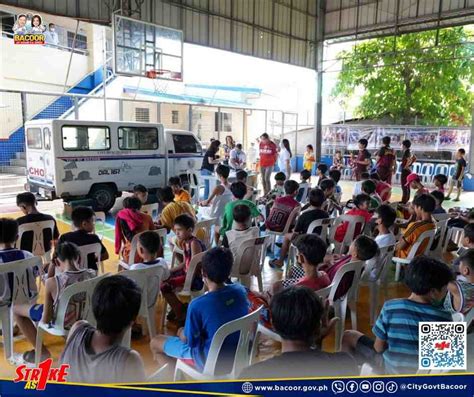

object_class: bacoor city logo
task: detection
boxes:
[14,358,69,390]
[13,13,46,44]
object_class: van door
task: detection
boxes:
[26,125,55,195]
[167,132,203,180]
[116,124,166,190]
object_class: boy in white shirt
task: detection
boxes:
[222,204,259,259]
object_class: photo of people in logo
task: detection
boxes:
[12,13,47,44]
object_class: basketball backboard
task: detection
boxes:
[112,14,183,81]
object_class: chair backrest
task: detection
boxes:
[306,217,334,240]
[405,228,436,260]
[0,256,42,305]
[187,170,201,187]
[120,265,168,311]
[195,218,218,249]
[180,251,207,296]
[77,243,102,270]
[373,244,395,283]
[433,213,450,221]
[202,307,261,377]
[141,203,159,220]
[316,284,333,299]
[17,220,56,257]
[328,260,364,303]
[127,229,167,265]
[412,162,421,174]
[297,185,310,203]
[432,218,450,255]
[232,236,271,277]
[52,273,109,330]
[329,215,366,254]
[281,206,301,234]
[94,211,106,240]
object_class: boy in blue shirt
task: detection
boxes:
[342,255,453,374]
[150,247,249,378]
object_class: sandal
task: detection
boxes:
[22,349,50,365]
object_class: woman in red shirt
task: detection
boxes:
[259,133,278,195]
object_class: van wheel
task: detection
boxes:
[89,185,116,212]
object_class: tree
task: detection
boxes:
[331,27,474,126]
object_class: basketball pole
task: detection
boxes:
[103,28,107,121]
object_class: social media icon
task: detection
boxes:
[386,381,398,394]
[373,381,385,393]
[332,381,345,394]
[360,381,371,393]
[346,381,358,394]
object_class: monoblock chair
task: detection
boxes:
[119,229,167,269]
[141,203,159,221]
[429,219,450,258]
[267,206,301,252]
[296,185,310,204]
[195,217,218,249]
[359,245,396,324]
[35,273,109,365]
[412,162,422,175]
[393,228,436,281]
[174,307,262,381]
[17,220,56,267]
[328,260,364,351]
[94,211,106,241]
[187,170,202,204]
[0,256,41,362]
[121,265,169,342]
[328,215,366,255]
[420,163,435,185]
[231,235,271,292]
[434,163,449,179]
[448,227,465,247]
[77,243,103,273]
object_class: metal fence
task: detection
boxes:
[0,88,299,166]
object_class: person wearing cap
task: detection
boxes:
[405,173,429,201]
[229,144,246,170]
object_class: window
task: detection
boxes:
[215,112,232,132]
[62,126,110,151]
[172,110,179,124]
[118,127,158,150]
[173,134,201,154]
[43,127,51,150]
[27,128,42,149]
[67,31,87,50]
[135,107,150,122]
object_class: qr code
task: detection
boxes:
[419,322,467,370]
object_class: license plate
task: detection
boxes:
[38,187,46,197]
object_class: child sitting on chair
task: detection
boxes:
[199,164,233,220]
[222,204,260,260]
[160,214,206,325]
[361,180,382,210]
[316,163,329,187]
[157,187,195,232]
[14,242,96,364]
[169,176,191,203]
[265,180,300,233]
[445,249,474,315]
[296,169,312,202]
[370,172,392,202]
[433,174,448,193]
[342,256,453,374]
[151,247,249,379]
[60,275,145,383]
[431,190,447,215]
[236,170,255,201]
[58,206,108,271]
[334,194,372,243]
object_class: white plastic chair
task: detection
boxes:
[35,273,109,365]
[297,185,310,204]
[120,265,169,341]
[141,203,159,221]
[120,229,167,268]
[195,217,218,249]
[0,256,41,362]
[434,163,449,178]
[328,214,366,255]
[231,236,271,292]
[77,243,103,273]
[174,307,262,380]
[328,260,364,351]
[394,161,402,183]
[448,164,457,177]
[360,245,395,324]
[187,170,203,204]
[420,163,435,184]
[429,219,450,258]
[393,228,436,281]
[94,211,106,241]
[449,227,465,247]
[267,206,301,251]
[412,162,422,175]
[17,220,56,266]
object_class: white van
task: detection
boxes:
[25,119,203,211]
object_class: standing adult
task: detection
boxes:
[278,139,292,179]
[352,138,371,181]
[376,136,396,185]
[200,139,221,200]
[400,139,416,204]
[259,133,278,195]
[223,136,235,166]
